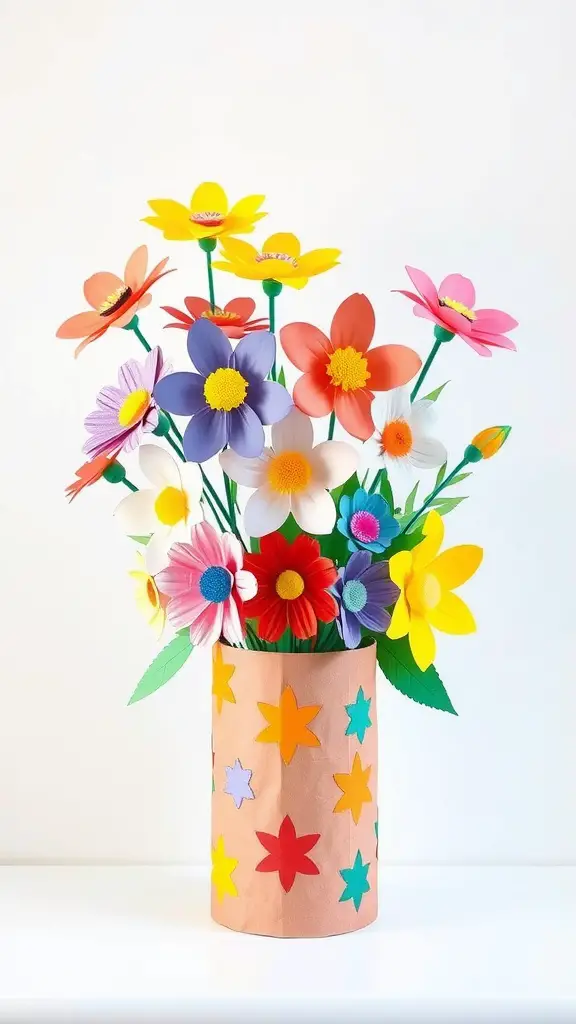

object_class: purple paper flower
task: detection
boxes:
[153,319,293,463]
[332,550,400,650]
[83,347,168,459]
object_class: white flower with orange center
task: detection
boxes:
[219,407,358,537]
[114,445,203,574]
[361,388,447,475]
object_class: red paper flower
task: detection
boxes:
[280,293,421,441]
[256,815,320,893]
[162,296,268,339]
[243,533,338,641]
[65,454,117,502]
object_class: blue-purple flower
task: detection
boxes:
[337,488,399,554]
[332,550,400,649]
[153,319,293,463]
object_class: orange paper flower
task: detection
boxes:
[280,294,422,441]
[65,454,116,502]
[56,245,173,357]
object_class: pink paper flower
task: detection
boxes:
[396,267,518,357]
[156,522,257,647]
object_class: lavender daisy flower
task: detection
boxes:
[83,347,168,459]
[153,319,293,463]
[332,550,400,649]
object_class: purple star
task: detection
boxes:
[224,758,255,809]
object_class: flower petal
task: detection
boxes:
[438,274,476,308]
[228,403,265,458]
[470,331,517,351]
[153,371,206,416]
[222,595,244,646]
[408,614,436,671]
[232,331,275,381]
[429,545,483,590]
[181,296,210,318]
[219,448,269,488]
[244,486,290,537]
[365,345,422,391]
[183,407,228,463]
[145,529,175,575]
[356,601,391,634]
[334,388,374,441]
[291,486,336,535]
[306,587,338,623]
[293,368,334,418]
[114,488,157,534]
[190,181,228,215]
[412,510,445,571]
[340,606,362,649]
[271,406,313,453]
[405,266,439,307]
[234,569,258,602]
[246,380,292,427]
[139,444,181,489]
[427,591,477,634]
[228,194,265,218]
[225,297,256,320]
[309,440,358,489]
[187,318,232,376]
[218,236,258,263]
[409,434,447,469]
[189,602,223,647]
[124,246,148,290]
[461,335,493,357]
[83,272,124,310]
[287,595,317,639]
[386,590,410,639]
[473,309,518,334]
[263,232,300,257]
[56,311,102,339]
[296,249,341,276]
[280,322,332,372]
[330,293,375,353]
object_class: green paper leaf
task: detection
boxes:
[277,366,286,388]
[129,535,151,545]
[379,468,394,511]
[404,482,419,516]
[128,633,193,705]
[421,380,449,402]
[430,496,468,515]
[446,472,472,487]
[435,463,447,488]
[376,634,457,714]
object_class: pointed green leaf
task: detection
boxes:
[404,482,419,516]
[445,472,472,487]
[430,496,468,515]
[129,535,151,545]
[128,633,193,705]
[277,366,286,388]
[379,468,394,511]
[421,380,449,402]
[435,462,447,488]
[376,634,457,714]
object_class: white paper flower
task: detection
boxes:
[220,407,358,538]
[114,444,203,574]
[360,388,447,475]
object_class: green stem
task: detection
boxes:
[163,411,183,444]
[165,431,186,463]
[411,338,441,401]
[327,411,336,441]
[401,457,469,535]
[224,472,237,533]
[368,469,382,495]
[205,248,216,311]
[269,292,277,381]
[122,478,138,492]
[202,493,228,534]
[129,321,151,353]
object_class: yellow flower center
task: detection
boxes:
[439,296,476,322]
[203,368,248,411]
[154,486,189,526]
[275,569,305,601]
[326,347,371,392]
[380,418,413,457]
[117,388,151,428]
[406,572,442,614]
[201,308,241,323]
[189,211,225,227]
[98,286,132,317]
[267,451,312,494]
[146,577,159,608]
[255,251,299,268]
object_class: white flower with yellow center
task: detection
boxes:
[114,445,203,574]
[360,387,447,476]
[129,552,167,637]
[220,407,358,537]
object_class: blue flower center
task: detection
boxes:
[342,579,368,613]
[199,565,232,603]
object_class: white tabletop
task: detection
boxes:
[0,866,574,1022]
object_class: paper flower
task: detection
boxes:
[220,407,358,538]
[360,388,447,475]
[212,232,340,290]
[396,266,518,357]
[114,445,204,575]
[337,488,400,554]
[162,296,268,339]
[243,533,338,642]
[153,319,292,463]
[387,510,483,671]
[156,522,257,647]
[129,552,167,637]
[467,425,511,460]
[56,246,172,357]
[65,454,118,502]
[143,182,266,241]
[280,294,421,440]
[83,347,168,460]
[332,550,400,649]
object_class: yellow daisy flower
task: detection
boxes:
[143,181,266,242]
[129,552,167,637]
[212,232,341,290]
[387,510,483,671]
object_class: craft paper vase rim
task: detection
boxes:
[218,638,376,660]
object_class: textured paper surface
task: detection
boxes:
[211,643,378,938]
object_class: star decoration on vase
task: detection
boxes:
[375,815,379,859]
[211,835,238,902]
[212,643,236,714]
[255,815,321,893]
[333,752,372,824]
[339,849,371,912]
[256,686,321,765]
[224,758,255,809]
[344,686,373,744]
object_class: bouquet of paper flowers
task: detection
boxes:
[59,181,516,937]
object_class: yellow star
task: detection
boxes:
[211,835,238,902]
[256,685,321,765]
[333,752,372,824]
[212,643,236,714]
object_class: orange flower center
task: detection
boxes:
[326,347,370,392]
[99,286,132,317]
[189,211,225,227]
[154,486,189,526]
[201,308,241,323]
[406,571,442,614]
[380,419,413,457]
[275,569,305,601]
[146,577,159,608]
[267,451,312,494]
[255,252,299,268]
[439,296,476,322]
[117,388,151,428]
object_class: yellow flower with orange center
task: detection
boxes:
[129,552,167,637]
[143,182,267,242]
[212,232,341,290]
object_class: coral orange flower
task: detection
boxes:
[162,296,268,339]
[243,532,338,642]
[64,454,119,502]
[143,182,266,241]
[56,245,173,357]
[280,293,422,441]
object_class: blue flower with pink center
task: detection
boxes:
[337,488,399,554]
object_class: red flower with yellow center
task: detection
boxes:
[162,296,268,339]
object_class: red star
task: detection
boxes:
[255,815,321,893]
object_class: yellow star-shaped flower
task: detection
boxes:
[256,685,321,765]
[212,644,236,714]
[211,835,238,902]
[333,752,372,824]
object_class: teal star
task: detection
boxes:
[344,686,372,744]
[339,849,371,912]
[374,815,379,859]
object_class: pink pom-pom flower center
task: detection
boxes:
[349,510,380,544]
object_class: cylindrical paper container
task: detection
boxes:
[211,642,378,938]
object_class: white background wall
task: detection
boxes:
[1,0,574,866]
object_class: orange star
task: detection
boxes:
[256,686,321,765]
[333,752,372,824]
[212,643,236,714]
